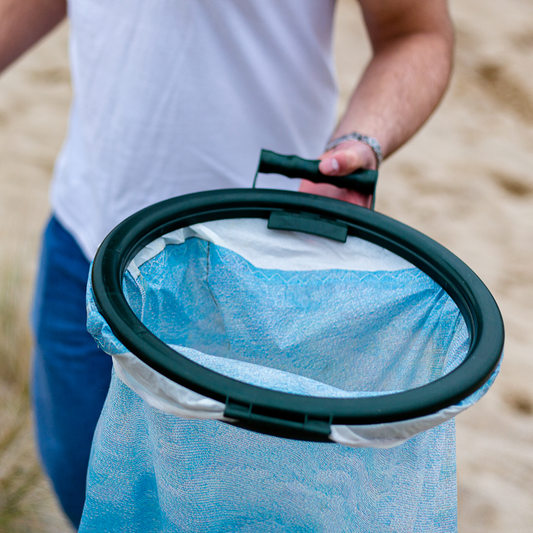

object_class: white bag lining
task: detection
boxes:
[127,218,414,278]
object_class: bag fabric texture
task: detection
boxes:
[82,219,498,532]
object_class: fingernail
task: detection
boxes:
[329,158,339,174]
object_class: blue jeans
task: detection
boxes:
[31,217,112,529]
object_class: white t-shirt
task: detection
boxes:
[51,0,339,259]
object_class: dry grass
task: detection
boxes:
[0,252,73,533]
[0,267,40,531]
[0,262,32,389]
[0,253,37,531]
[0,404,42,533]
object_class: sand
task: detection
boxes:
[0,0,532,531]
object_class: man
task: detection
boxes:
[0,0,453,528]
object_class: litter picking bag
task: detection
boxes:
[82,152,502,532]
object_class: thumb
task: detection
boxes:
[318,142,377,176]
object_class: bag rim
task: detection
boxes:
[91,188,504,442]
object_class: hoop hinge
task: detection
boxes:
[224,398,332,439]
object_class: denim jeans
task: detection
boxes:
[31,217,112,529]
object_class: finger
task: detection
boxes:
[318,149,365,176]
[319,140,378,175]
[299,179,373,208]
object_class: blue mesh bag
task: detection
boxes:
[83,151,503,532]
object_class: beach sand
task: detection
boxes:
[0,0,532,531]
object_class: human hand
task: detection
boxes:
[298,140,378,208]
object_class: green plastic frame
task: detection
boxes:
[91,187,504,442]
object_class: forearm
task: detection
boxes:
[333,29,454,160]
[303,0,453,205]
[322,0,453,173]
[0,0,67,73]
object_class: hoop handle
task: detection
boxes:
[254,149,378,196]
